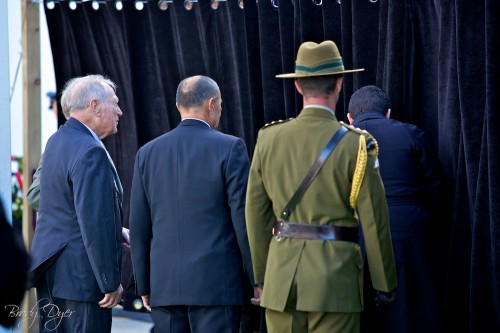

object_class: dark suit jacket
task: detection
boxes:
[352,111,443,205]
[353,111,445,333]
[0,204,29,328]
[29,118,123,302]
[130,119,254,307]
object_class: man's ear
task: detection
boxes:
[207,97,215,113]
[386,108,391,119]
[347,113,354,125]
[335,77,343,94]
[294,80,303,95]
[90,99,99,115]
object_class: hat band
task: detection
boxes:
[295,59,344,74]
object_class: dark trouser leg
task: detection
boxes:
[50,297,111,333]
[189,305,241,333]
[35,275,62,333]
[151,306,190,333]
[35,275,111,333]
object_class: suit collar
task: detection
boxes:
[64,117,95,137]
[179,118,212,129]
[352,110,386,124]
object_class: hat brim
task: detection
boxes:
[276,68,365,79]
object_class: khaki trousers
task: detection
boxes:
[265,308,359,333]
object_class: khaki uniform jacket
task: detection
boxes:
[245,107,397,313]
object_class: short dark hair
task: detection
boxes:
[348,85,391,119]
[297,74,342,97]
[176,75,219,108]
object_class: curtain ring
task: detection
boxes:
[271,0,278,8]
[312,0,322,5]
[369,0,378,2]
[336,0,341,4]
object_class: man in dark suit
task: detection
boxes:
[348,85,445,333]
[245,41,398,333]
[28,74,125,333]
[129,75,255,333]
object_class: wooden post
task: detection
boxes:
[21,1,40,332]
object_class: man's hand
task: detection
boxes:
[122,227,130,249]
[141,295,151,312]
[99,284,124,308]
[250,285,263,306]
[374,288,398,309]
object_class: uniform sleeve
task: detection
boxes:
[72,146,122,294]
[356,137,398,292]
[225,139,255,286]
[129,149,153,296]
[26,156,43,212]
[245,136,275,284]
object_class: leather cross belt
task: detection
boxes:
[273,220,358,243]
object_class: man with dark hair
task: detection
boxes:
[245,41,398,333]
[130,75,255,333]
[348,85,445,333]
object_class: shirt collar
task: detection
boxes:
[77,119,101,143]
[182,118,211,128]
[303,104,335,116]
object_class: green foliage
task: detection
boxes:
[11,155,23,221]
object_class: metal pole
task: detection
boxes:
[0,0,13,331]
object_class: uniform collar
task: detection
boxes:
[299,106,337,121]
[303,104,335,116]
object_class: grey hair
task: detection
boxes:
[60,74,117,118]
[176,75,219,109]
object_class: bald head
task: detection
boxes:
[175,75,222,129]
[176,75,219,110]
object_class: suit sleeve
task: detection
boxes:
[225,139,255,286]
[356,137,398,292]
[129,149,152,296]
[245,136,275,285]
[72,146,122,294]
[413,128,445,209]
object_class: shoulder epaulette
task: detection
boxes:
[341,121,380,209]
[262,118,294,129]
[340,121,378,153]
[340,121,369,135]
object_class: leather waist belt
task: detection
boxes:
[273,220,358,243]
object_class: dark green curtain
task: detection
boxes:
[44,0,500,331]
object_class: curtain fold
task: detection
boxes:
[43,0,500,330]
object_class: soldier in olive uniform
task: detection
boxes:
[245,41,398,333]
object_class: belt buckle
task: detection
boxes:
[273,220,284,242]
